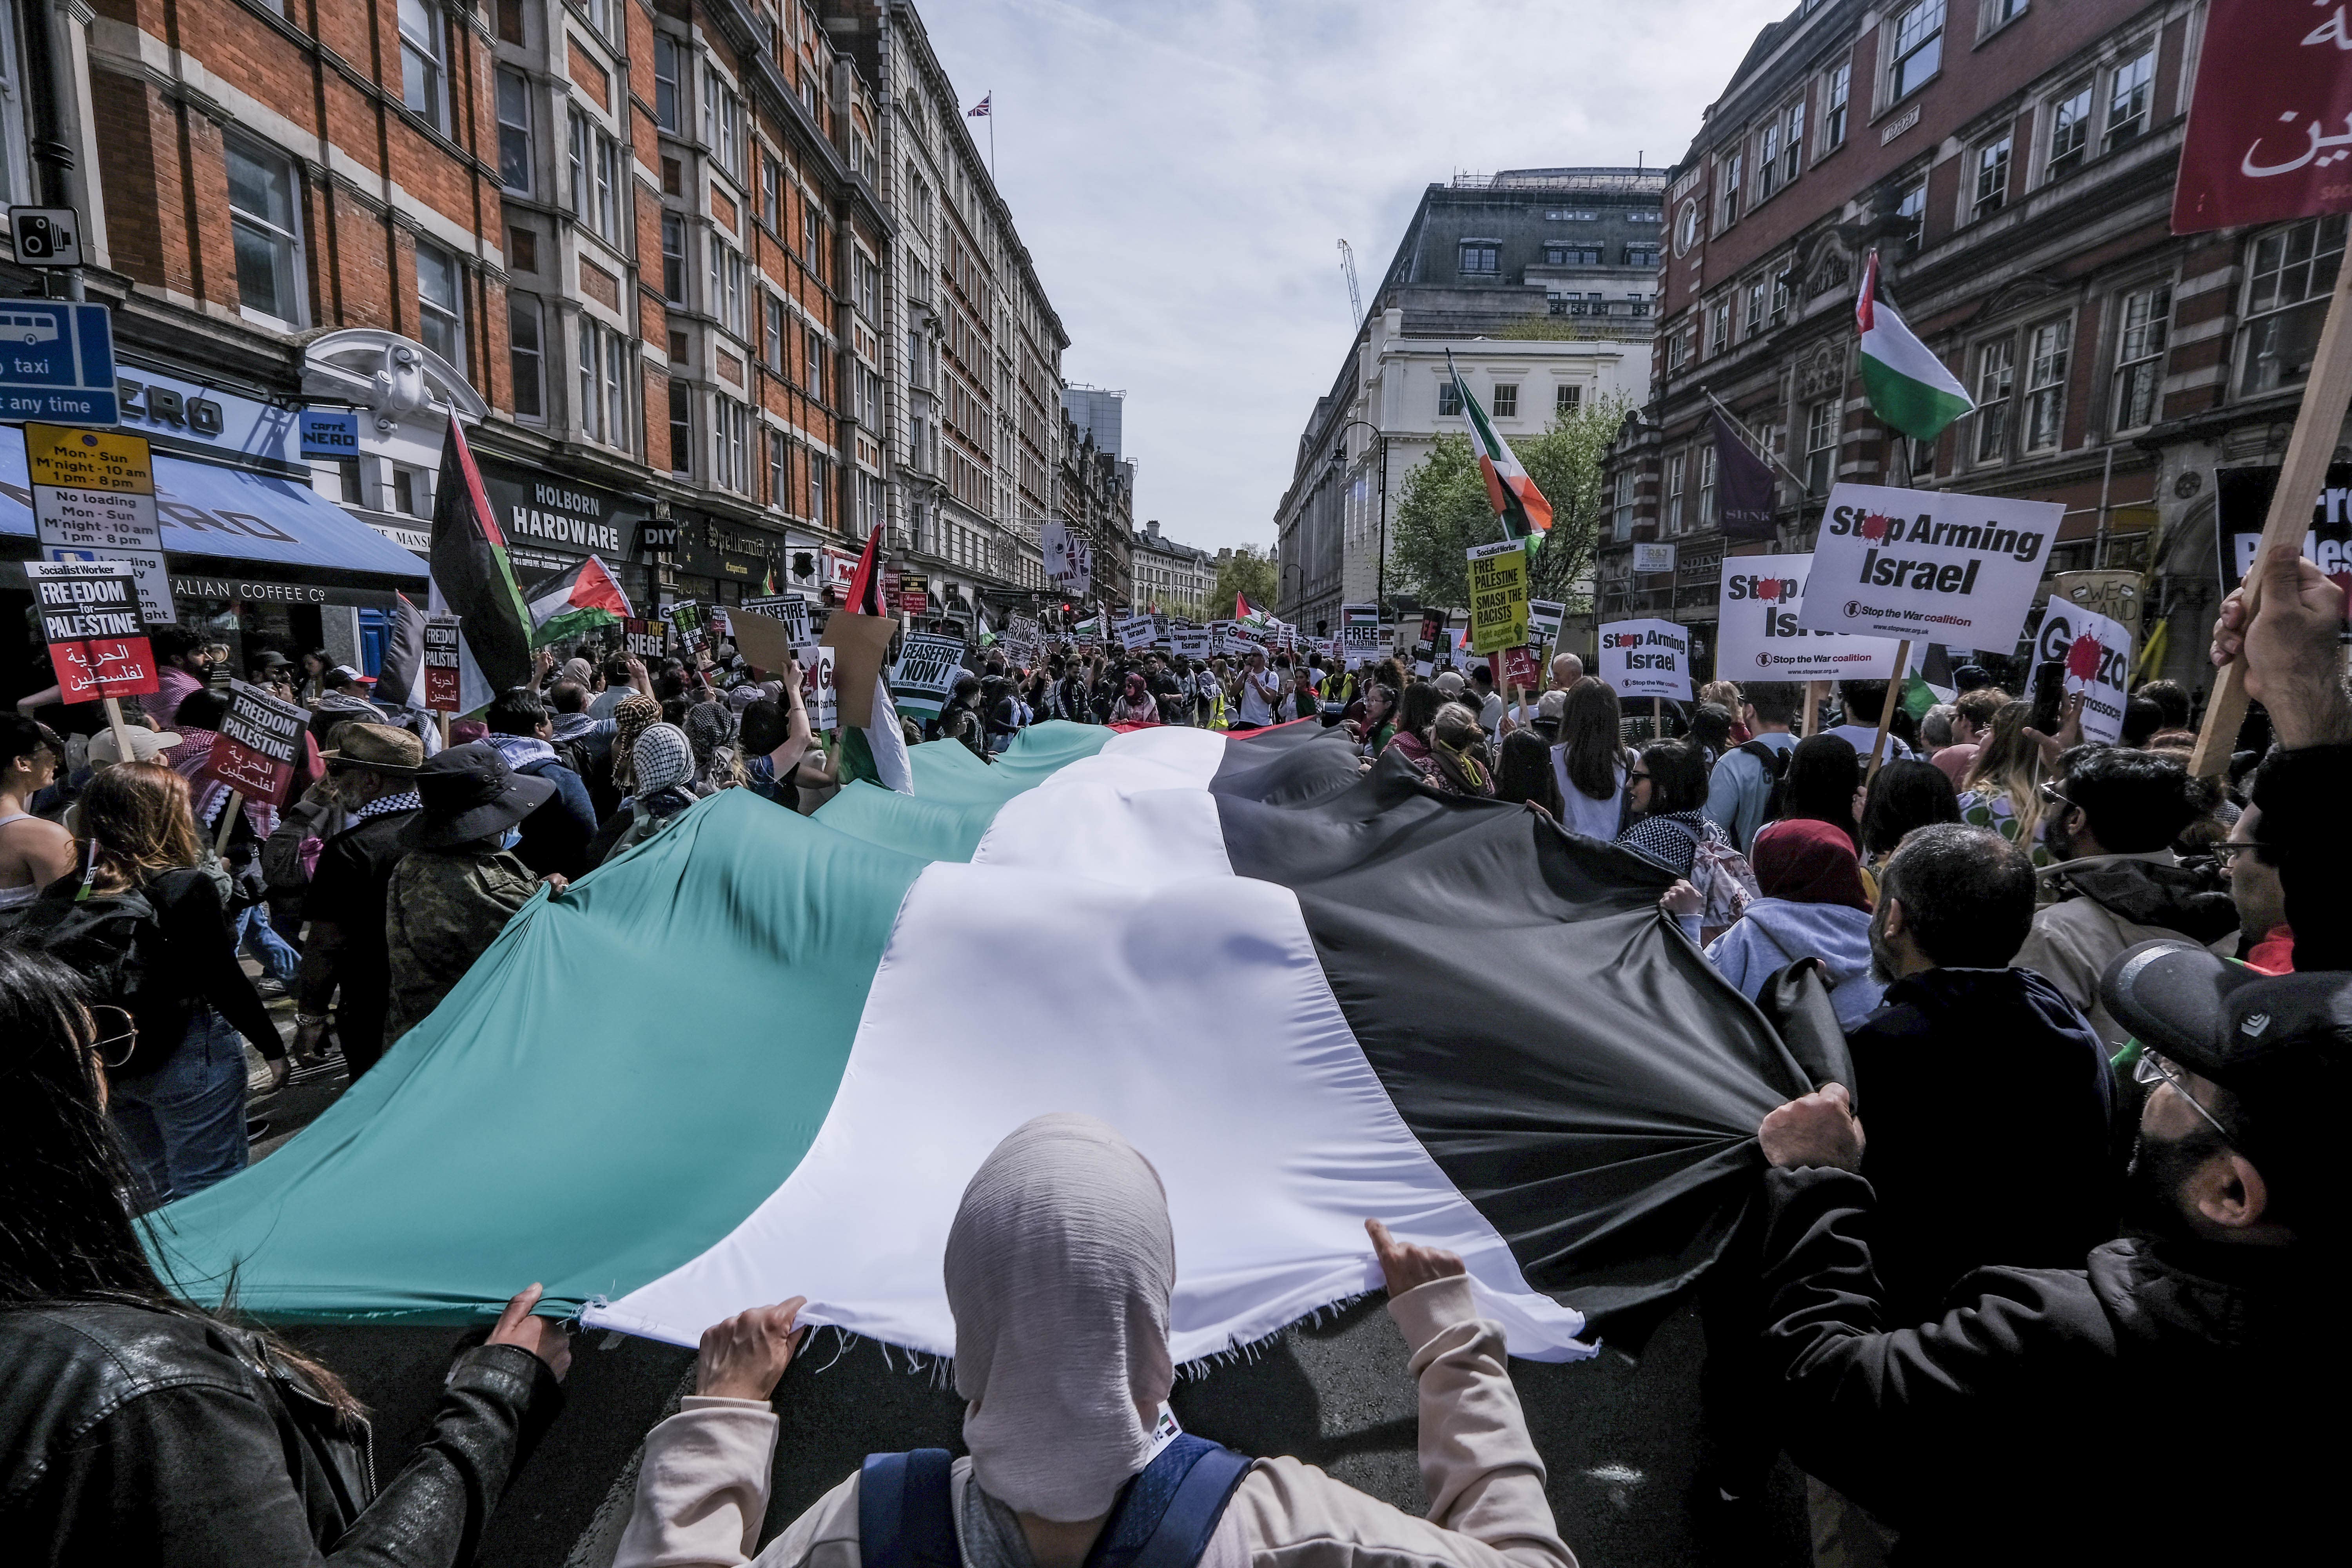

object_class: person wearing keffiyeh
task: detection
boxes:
[586,722,703,868]
[292,724,428,1079]
[609,693,663,795]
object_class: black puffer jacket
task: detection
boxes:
[0,1300,562,1566]
[1760,1166,2335,1564]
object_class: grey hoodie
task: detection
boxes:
[1706,897,1886,1030]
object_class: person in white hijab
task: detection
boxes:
[614,1113,1578,1568]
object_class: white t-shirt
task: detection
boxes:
[1236,668,1279,726]
[1552,746,1626,840]
[1824,723,1913,762]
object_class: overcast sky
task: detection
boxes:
[918,0,1796,554]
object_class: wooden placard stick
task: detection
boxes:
[2190,253,2352,776]
[214,790,242,856]
[1866,642,1910,782]
[1802,680,1824,737]
[101,697,135,766]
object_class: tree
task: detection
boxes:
[1212,544,1278,617]
[1388,393,1630,616]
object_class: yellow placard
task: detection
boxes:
[25,422,154,495]
[1465,539,1529,655]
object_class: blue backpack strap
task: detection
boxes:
[1083,1436,1254,1568]
[859,1450,961,1568]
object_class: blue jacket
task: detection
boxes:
[1703,732,1795,850]
[1704,897,1884,1030]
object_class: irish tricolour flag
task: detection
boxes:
[1857,250,1973,441]
[1449,350,1552,543]
[150,724,1831,1363]
[525,555,633,647]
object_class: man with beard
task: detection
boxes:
[1751,944,2342,1563]
[1841,824,2116,1322]
[2014,744,2237,1048]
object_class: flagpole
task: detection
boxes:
[1699,385,1814,498]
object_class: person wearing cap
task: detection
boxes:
[381,744,565,1049]
[1750,941,2342,1562]
[483,687,599,880]
[0,716,73,917]
[292,725,426,1078]
[306,664,383,747]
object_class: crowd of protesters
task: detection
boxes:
[0,543,2343,1565]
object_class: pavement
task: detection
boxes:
[236,964,1811,1568]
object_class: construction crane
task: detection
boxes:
[1337,239,1364,329]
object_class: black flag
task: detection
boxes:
[373,591,428,708]
[1711,412,1779,541]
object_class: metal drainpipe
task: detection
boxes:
[20,0,85,301]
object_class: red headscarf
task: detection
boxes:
[1751,818,1873,911]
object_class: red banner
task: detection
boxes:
[1490,646,1541,693]
[30,562,159,702]
[2174,0,2352,233]
[47,637,159,701]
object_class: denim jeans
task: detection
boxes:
[110,1007,250,1211]
[237,902,301,985]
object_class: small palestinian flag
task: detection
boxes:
[1857,250,1973,442]
[427,416,534,711]
[1447,350,1553,546]
[153,724,1828,1366]
[526,555,633,648]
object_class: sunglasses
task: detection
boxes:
[2036,780,2077,811]
[2209,842,2264,868]
[1628,770,1653,783]
[87,1006,138,1071]
[2131,1050,2233,1145]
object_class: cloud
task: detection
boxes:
[917,0,1792,552]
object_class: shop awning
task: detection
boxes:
[0,425,427,583]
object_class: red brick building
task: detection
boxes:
[1598,0,2341,691]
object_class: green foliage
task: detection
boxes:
[1492,316,1587,341]
[1388,393,1630,615]
[1212,544,1278,617]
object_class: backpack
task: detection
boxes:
[1736,739,1793,835]
[8,881,188,1073]
[859,1428,1250,1568]
[1657,817,1761,936]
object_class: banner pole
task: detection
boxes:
[2190,253,2352,777]
[214,790,241,857]
[1802,680,1824,738]
[1653,696,1664,740]
[102,697,134,766]
[1866,642,1909,782]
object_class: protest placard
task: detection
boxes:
[28,560,157,702]
[1490,646,1541,694]
[1171,627,1210,660]
[1207,619,1238,655]
[2213,463,2352,637]
[1526,599,1566,654]
[1117,615,1156,652]
[1465,539,1529,655]
[2033,600,2135,746]
[422,615,464,712]
[202,679,308,805]
[820,613,895,727]
[1597,618,1692,701]
[891,632,967,716]
[739,594,813,646]
[803,644,837,730]
[1797,484,2061,650]
[623,616,664,658]
[1338,602,1381,668]
[1715,554,1914,681]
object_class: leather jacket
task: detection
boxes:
[1,1299,563,1566]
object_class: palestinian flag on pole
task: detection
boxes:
[1447,350,1552,546]
[151,723,1835,1363]
[428,416,534,711]
[526,555,633,648]
[1857,250,1973,441]
[831,527,915,795]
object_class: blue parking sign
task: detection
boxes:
[299,408,361,459]
[0,302,116,423]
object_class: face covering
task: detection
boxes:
[497,826,523,850]
[946,1113,1175,1523]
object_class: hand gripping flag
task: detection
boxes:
[1856,251,1973,441]
[1447,350,1553,547]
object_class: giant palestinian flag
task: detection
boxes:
[1448,349,1553,544]
[428,416,535,712]
[147,723,1838,1360]
[1856,250,1973,441]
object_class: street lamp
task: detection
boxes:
[1328,417,1389,621]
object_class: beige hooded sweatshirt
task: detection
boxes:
[613,1114,1576,1568]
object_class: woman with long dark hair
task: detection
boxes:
[21,764,286,1209]
[1767,733,1864,850]
[1382,682,1446,776]
[1858,757,1962,867]
[1615,738,1719,877]
[1551,679,1633,840]
[1494,729,1564,817]
[0,946,570,1558]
